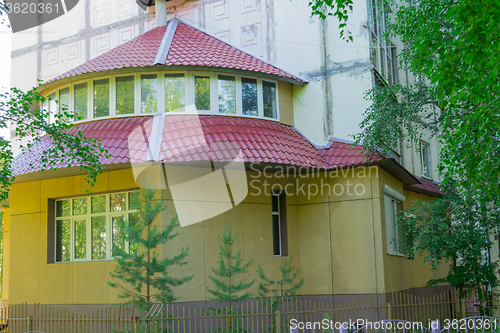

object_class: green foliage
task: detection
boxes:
[308,0,354,41]
[397,182,500,297]
[0,86,108,203]
[257,257,304,333]
[208,223,255,307]
[353,82,441,156]
[386,0,500,201]
[108,187,193,314]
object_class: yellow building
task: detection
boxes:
[5,3,448,313]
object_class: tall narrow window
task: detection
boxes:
[195,76,211,111]
[93,79,109,118]
[74,82,88,120]
[262,81,277,118]
[141,74,158,113]
[383,185,404,255]
[271,193,288,256]
[420,141,431,178]
[116,76,135,115]
[218,75,236,114]
[165,74,185,112]
[242,78,258,116]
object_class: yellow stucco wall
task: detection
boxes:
[3,208,10,307]
[278,81,294,126]
[6,165,446,305]
[378,169,449,293]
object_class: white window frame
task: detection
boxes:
[383,185,405,256]
[368,0,398,85]
[43,70,280,123]
[271,193,282,256]
[54,191,138,263]
[420,140,432,179]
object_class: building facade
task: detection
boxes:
[4,0,447,311]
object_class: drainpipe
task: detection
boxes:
[155,0,167,27]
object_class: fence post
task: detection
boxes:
[276,310,281,333]
[27,315,33,331]
[431,320,440,333]
[387,303,392,320]
[461,299,465,318]
[340,324,349,333]
[135,316,141,333]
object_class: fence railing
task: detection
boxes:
[1,289,498,332]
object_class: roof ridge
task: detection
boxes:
[154,17,179,65]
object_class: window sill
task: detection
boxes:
[387,252,406,257]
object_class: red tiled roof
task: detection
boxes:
[13,116,339,176]
[410,176,442,195]
[50,19,304,84]
[320,141,384,167]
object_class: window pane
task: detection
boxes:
[116,76,135,115]
[263,81,277,118]
[92,216,106,260]
[93,79,109,118]
[56,219,70,262]
[48,93,57,114]
[74,219,87,259]
[195,76,211,111]
[74,82,88,120]
[272,214,281,256]
[91,195,106,214]
[165,74,185,112]
[218,75,236,114]
[371,34,378,69]
[141,74,158,113]
[128,191,140,210]
[56,200,71,217]
[392,47,399,84]
[380,47,387,78]
[58,87,70,114]
[110,193,126,212]
[271,195,279,213]
[72,198,87,216]
[422,143,430,177]
[242,78,258,116]
[129,212,141,255]
[112,215,126,256]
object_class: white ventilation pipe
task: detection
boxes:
[155,0,167,27]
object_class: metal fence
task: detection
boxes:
[0,289,497,333]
